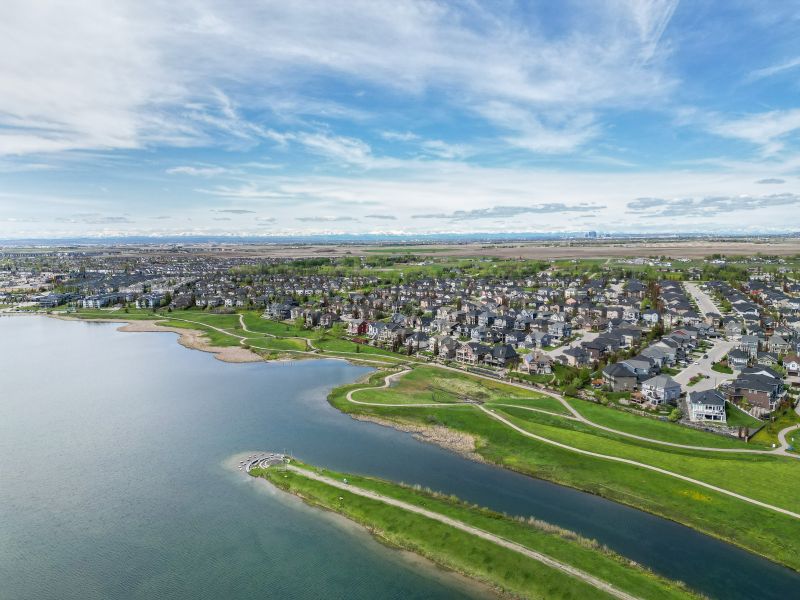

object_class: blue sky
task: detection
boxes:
[2,0,800,238]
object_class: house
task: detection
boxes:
[642,309,660,325]
[784,354,800,377]
[687,389,727,423]
[640,375,682,405]
[486,344,519,367]
[561,346,590,367]
[726,349,750,370]
[767,334,791,355]
[738,335,760,358]
[456,342,490,365]
[623,305,641,322]
[347,318,368,336]
[367,321,386,339]
[437,336,459,360]
[728,371,784,416]
[520,353,552,375]
[723,317,742,337]
[602,363,638,392]
[526,331,553,348]
[406,331,430,351]
[547,321,572,340]
[135,293,164,309]
[621,356,658,378]
[756,352,778,367]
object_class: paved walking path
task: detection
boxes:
[776,401,800,453]
[478,405,800,520]
[164,315,400,366]
[284,464,641,600]
[435,364,792,456]
[133,314,799,458]
[342,369,800,521]
[346,369,467,407]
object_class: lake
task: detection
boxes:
[1,317,798,599]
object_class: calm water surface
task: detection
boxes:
[1,317,798,599]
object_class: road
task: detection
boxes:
[684,282,720,319]
[282,464,642,600]
[676,282,738,391]
[541,329,600,360]
[672,339,737,392]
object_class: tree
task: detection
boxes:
[668,408,682,422]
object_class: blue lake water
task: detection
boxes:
[1,317,798,599]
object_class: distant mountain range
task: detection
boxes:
[0,232,798,246]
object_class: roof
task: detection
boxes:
[688,389,725,407]
[642,375,680,389]
[603,363,636,378]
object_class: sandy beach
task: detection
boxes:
[49,315,263,363]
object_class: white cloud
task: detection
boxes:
[293,132,374,166]
[167,165,231,177]
[747,56,800,81]
[0,0,678,157]
[707,109,800,154]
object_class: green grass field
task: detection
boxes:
[252,462,699,600]
[569,398,767,449]
[750,405,800,447]
[156,319,243,347]
[350,367,547,407]
[725,403,763,429]
[328,367,800,570]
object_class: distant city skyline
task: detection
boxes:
[2,1,800,238]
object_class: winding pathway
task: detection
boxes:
[342,369,800,522]
[283,464,642,600]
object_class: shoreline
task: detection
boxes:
[48,314,263,363]
[236,453,502,600]
[351,413,487,463]
[250,461,701,600]
[38,312,800,574]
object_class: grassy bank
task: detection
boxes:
[329,367,800,570]
[251,462,700,600]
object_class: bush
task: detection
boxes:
[668,408,682,422]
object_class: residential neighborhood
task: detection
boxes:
[4,246,800,439]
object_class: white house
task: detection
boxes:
[641,375,681,405]
[687,389,727,423]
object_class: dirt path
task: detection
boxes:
[286,465,641,600]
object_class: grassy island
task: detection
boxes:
[250,460,701,600]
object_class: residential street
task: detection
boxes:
[673,281,738,391]
[673,338,737,391]
[542,330,600,360]
[684,282,720,317]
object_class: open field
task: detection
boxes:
[329,367,800,570]
[18,236,800,262]
[252,461,700,600]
